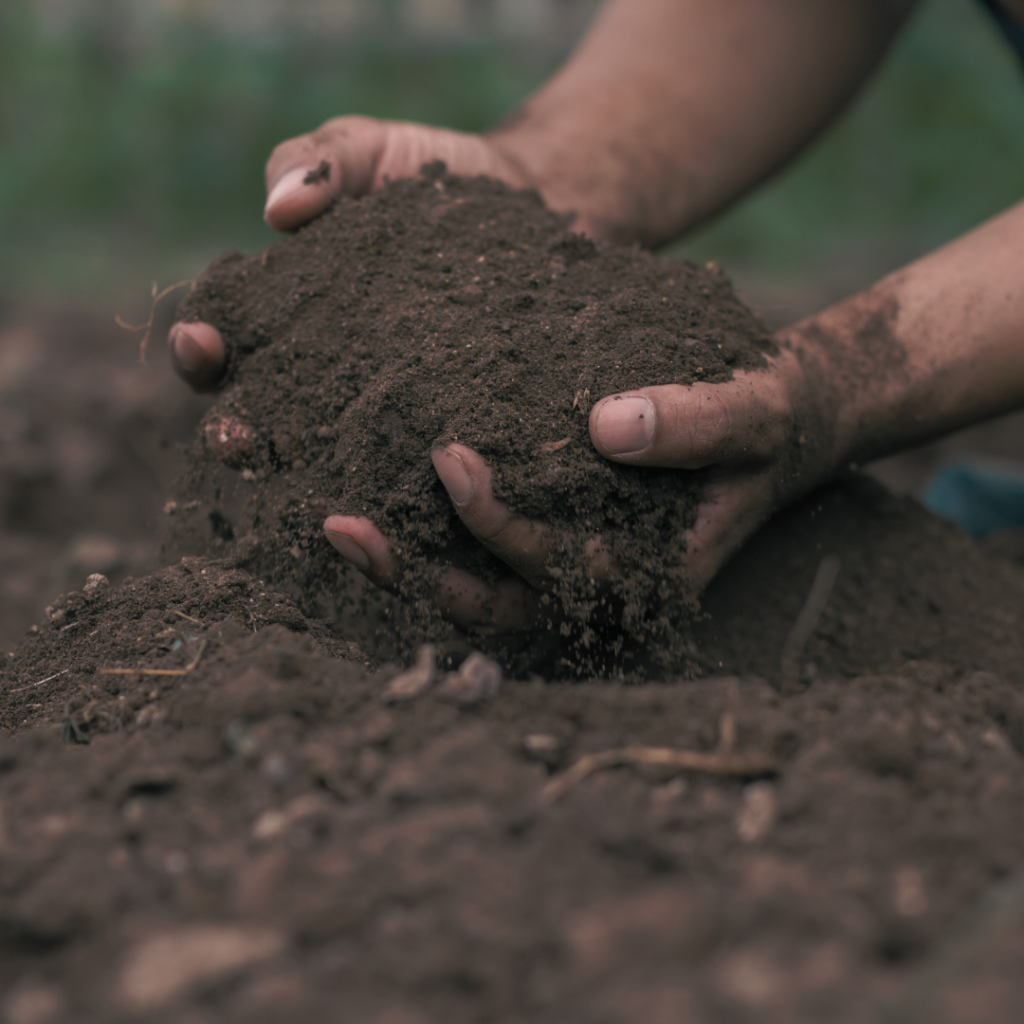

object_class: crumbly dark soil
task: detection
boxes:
[3,262,1024,1018]
[173,165,775,671]
[4,490,1024,1023]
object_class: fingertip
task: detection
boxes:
[323,529,370,571]
[431,446,475,506]
[168,322,226,392]
[323,515,395,585]
[264,164,337,231]
[589,393,655,460]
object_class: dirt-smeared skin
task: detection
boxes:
[781,284,910,475]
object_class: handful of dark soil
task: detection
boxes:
[175,164,774,671]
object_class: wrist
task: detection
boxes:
[485,106,698,246]
[770,327,858,493]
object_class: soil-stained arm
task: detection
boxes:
[489,0,917,245]
[782,196,1024,471]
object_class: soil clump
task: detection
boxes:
[174,164,774,671]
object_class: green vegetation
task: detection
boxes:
[2,0,1024,303]
[677,0,1024,280]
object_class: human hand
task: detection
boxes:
[322,344,829,632]
[168,115,533,390]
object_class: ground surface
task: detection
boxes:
[2,281,1024,1022]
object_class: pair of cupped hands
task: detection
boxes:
[169,117,826,634]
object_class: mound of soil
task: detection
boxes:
[3,505,1024,1023]
[0,558,362,738]
[174,164,774,669]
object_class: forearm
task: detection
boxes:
[782,199,1024,470]
[488,0,914,245]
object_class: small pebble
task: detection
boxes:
[522,733,560,756]
[382,644,437,703]
[82,573,109,595]
[436,651,502,707]
[735,782,777,843]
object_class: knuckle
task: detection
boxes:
[685,389,732,458]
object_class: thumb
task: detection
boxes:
[589,374,791,469]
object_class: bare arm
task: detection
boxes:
[490,0,917,244]
[258,0,916,244]
[784,198,1024,473]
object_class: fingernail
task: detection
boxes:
[265,166,323,217]
[431,447,474,505]
[324,529,371,571]
[169,326,207,372]
[594,396,655,454]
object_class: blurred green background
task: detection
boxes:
[2,0,1024,315]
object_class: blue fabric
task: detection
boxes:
[980,0,1024,67]
[922,460,1024,537]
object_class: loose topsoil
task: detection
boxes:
[2,173,1024,1023]
[173,164,774,671]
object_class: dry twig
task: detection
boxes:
[537,437,571,454]
[11,669,70,693]
[173,609,202,625]
[100,639,207,678]
[538,745,779,807]
[115,279,192,364]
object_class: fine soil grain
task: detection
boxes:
[174,164,774,671]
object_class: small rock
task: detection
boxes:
[521,732,564,768]
[204,415,257,468]
[252,793,328,841]
[382,644,437,704]
[735,782,777,843]
[117,924,285,1011]
[522,733,560,756]
[436,651,502,707]
[82,573,109,595]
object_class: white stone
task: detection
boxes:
[117,924,285,1011]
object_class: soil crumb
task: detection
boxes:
[173,164,774,672]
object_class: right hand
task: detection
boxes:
[168,115,533,390]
